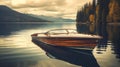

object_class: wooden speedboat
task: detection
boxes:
[32,39,100,66]
[31,29,102,51]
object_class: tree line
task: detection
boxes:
[76,0,120,35]
[76,0,120,23]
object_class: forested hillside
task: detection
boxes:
[76,0,120,23]
[76,0,120,35]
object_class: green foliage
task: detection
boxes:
[76,0,120,23]
[76,3,94,23]
[76,0,120,35]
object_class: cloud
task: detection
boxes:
[9,0,66,8]
[0,0,92,19]
[0,0,11,5]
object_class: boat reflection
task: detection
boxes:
[32,39,100,67]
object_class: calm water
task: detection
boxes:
[0,22,120,67]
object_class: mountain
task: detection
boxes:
[0,5,48,22]
[29,15,75,22]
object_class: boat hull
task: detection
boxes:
[32,36,98,51]
[32,38,100,66]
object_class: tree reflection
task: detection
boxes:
[96,36,108,54]
[111,24,120,59]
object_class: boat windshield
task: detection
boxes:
[68,29,77,34]
[46,29,77,35]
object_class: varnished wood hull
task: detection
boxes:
[32,38,100,66]
[33,36,99,51]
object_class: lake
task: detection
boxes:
[0,22,120,67]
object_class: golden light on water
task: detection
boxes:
[0,30,41,48]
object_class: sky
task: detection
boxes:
[0,0,92,19]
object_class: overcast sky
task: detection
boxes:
[0,0,92,19]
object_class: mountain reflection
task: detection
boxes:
[0,23,50,35]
